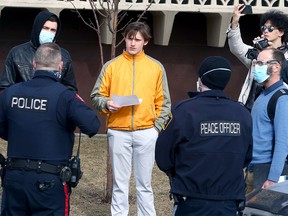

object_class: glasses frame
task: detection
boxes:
[261,25,276,33]
[252,59,279,66]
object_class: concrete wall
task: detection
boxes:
[0,7,261,133]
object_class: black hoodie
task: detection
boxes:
[0,11,77,91]
[31,11,61,48]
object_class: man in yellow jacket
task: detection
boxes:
[90,22,171,216]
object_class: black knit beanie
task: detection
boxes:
[198,56,232,90]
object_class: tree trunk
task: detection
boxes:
[110,0,119,59]
[105,0,120,202]
[105,137,113,202]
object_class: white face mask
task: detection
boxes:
[196,80,201,92]
[39,30,55,45]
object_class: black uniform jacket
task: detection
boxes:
[155,90,252,201]
[0,70,100,161]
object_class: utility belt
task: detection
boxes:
[5,157,82,188]
[5,158,65,175]
[173,194,187,204]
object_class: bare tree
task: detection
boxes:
[68,0,152,202]
[69,0,152,65]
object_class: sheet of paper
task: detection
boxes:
[112,94,141,107]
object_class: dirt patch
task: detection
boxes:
[0,134,172,216]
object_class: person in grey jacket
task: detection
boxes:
[226,5,288,111]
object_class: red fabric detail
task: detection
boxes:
[75,93,86,103]
[64,184,70,216]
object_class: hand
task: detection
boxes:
[262,180,277,189]
[253,36,273,49]
[253,36,262,41]
[231,4,246,29]
[106,100,121,113]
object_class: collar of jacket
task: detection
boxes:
[33,70,60,82]
[278,43,288,53]
[174,90,229,110]
[195,90,229,99]
[29,41,38,51]
[263,80,283,96]
[122,50,146,62]
[187,91,200,98]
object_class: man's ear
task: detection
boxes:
[271,63,281,75]
[144,41,148,46]
[32,60,37,70]
[279,30,284,38]
[59,61,63,71]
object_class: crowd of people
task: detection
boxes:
[227,6,288,197]
[0,4,287,216]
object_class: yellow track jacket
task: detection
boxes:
[90,50,171,132]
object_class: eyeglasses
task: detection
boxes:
[252,59,279,66]
[261,25,276,32]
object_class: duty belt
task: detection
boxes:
[6,158,63,175]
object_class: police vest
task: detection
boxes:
[4,81,74,160]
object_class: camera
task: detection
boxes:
[253,38,269,50]
[246,48,259,60]
[246,38,269,60]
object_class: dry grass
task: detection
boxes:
[0,134,172,216]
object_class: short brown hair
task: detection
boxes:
[123,22,152,42]
[269,48,286,69]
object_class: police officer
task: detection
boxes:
[155,56,253,216]
[0,43,100,215]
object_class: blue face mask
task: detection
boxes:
[53,71,62,79]
[253,65,270,83]
[39,30,55,45]
[47,70,62,79]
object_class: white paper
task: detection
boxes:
[112,94,141,107]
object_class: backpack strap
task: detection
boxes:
[267,88,288,121]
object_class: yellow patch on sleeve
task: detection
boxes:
[162,112,173,130]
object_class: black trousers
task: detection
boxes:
[2,170,71,216]
[175,198,238,216]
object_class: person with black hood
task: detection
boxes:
[0,10,77,91]
[155,56,253,216]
